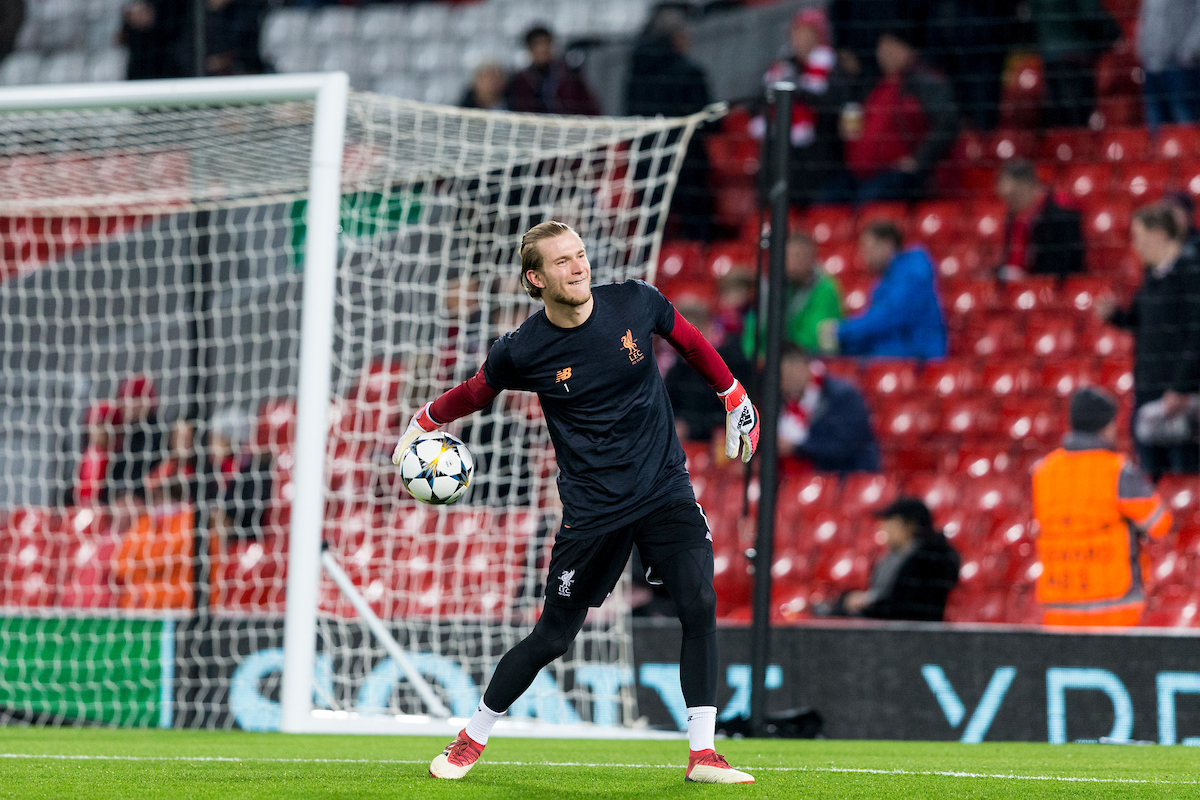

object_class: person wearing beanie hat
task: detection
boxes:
[1031,387,1173,627]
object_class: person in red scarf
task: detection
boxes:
[995,159,1085,281]
[843,29,957,202]
[778,345,880,474]
[750,8,853,204]
[75,401,122,506]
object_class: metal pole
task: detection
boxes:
[191,0,206,78]
[748,81,792,738]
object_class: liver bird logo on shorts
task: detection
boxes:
[621,329,644,364]
[558,569,575,597]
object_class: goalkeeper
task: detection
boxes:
[394,221,760,784]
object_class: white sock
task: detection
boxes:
[464,700,503,746]
[686,706,717,752]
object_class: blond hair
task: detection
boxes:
[519,220,577,299]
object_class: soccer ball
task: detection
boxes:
[398,432,474,505]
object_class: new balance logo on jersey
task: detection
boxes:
[621,329,644,364]
[556,367,572,382]
[558,569,575,597]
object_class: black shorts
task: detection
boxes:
[544,498,712,608]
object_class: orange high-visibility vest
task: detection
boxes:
[1032,448,1166,607]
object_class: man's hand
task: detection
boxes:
[1162,390,1186,417]
[842,590,870,614]
[817,319,839,353]
[720,380,760,463]
[392,402,440,465]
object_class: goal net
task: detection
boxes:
[0,75,710,732]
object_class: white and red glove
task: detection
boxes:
[392,402,440,465]
[719,380,760,463]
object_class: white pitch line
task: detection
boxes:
[0,753,1195,786]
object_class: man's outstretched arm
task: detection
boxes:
[392,367,498,464]
[661,308,760,463]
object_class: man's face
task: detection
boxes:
[858,232,895,273]
[209,433,233,463]
[876,35,912,77]
[528,34,554,66]
[880,517,915,551]
[529,231,592,307]
[790,25,818,60]
[785,237,816,284]
[780,354,811,398]
[1131,220,1169,267]
[996,174,1039,213]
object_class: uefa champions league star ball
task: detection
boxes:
[399,432,474,505]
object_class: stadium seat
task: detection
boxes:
[705,242,756,279]
[777,472,842,516]
[951,446,1014,478]
[810,547,871,593]
[656,241,705,281]
[56,508,116,609]
[855,201,909,235]
[1082,201,1133,249]
[1023,314,1078,360]
[920,357,981,398]
[1099,127,1150,162]
[939,396,1001,440]
[682,440,714,475]
[819,240,862,279]
[713,186,757,228]
[959,475,1026,519]
[1039,127,1095,164]
[910,200,963,251]
[998,55,1043,129]
[873,398,939,445]
[1003,277,1061,312]
[840,275,874,314]
[1178,160,1200,207]
[1061,276,1114,314]
[904,473,961,513]
[999,396,1066,446]
[1140,586,1200,628]
[712,544,753,611]
[1094,358,1135,396]
[1004,582,1043,625]
[840,474,900,516]
[967,201,1007,250]
[1154,123,1200,161]
[934,241,991,281]
[960,315,1023,358]
[1118,160,1170,204]
[821,357,860,384]
[860,359,918,399]
[884,443,942,473]
[804,204,855,245]
[212,533,287,613]
[1079,326,1134,360]
[1040,358,1095,398]
[944,586,1008,623]
[942,280,1000,319]
[1058,163,1113,207]
[256,398,297,454]
[1157,474,1200,522]
[706,134,759,181]
[0,508,60,608]
[988,129,1038,162]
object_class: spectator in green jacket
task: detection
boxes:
[742,230,843,360]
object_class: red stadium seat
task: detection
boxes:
[1059,163,1114,207]
[1040,128,1095,164]
[1079,326,1134,360]
[821,357,860,384]
[57,508,117,609]
[873,399,940,445]
[804,204,856,245]
[860,359,918,399]
[212,533,287,613]
[939,396,1001,440]
[911,200,964,251]
[1023,314,1078,360]
[712,545,753,611]
[885,443,943,473]
[1155,124,1200,160]
[920,358,982,398]
[840,474,901,516]
[960,315,1023,358]
[942,280,1000,319]
[904,473,962,513]
[856,202,909,236]
[706,134,760,180]
[1061,276,1115,314]
[1082,201,1133,249]
[840,274,874,314]
[0,508,60,608]
[1040,358,1095,398]
[656,241,705,281]
[777,472,842,516]
[960,475,1026,518]
[1003,277,1061,312]
[1179,160,1200,206]
[989,129,1038,162]
[1099,128,1150,162]
[934,241,992,281]
[1095,358,1135,396]
[256,399,297,454]
[999,396,1066,446]
[819,240,863,279]
[705,242,756,279]
[797,510,854,554]
[1158,474,1200,521]
[810,547,872,593]
[713,186,757,228]
[1141,586,1200,628]
[951,446,1015,478]
[967,201,1007,250]
[1118,161,1171,204]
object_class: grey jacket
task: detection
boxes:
[1138,0,1200,72]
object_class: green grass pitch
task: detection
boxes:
[1,728,1198,799]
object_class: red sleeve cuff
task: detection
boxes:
[662,308,735,394]
[428,367,499,424]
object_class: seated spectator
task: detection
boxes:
[843,30,957,202]
[751,8,852,205]
[1098,205,1200,478]
[625,7,713,240]
[461,62,508,110]
[821,497,959,621]
[146,420,199,505]
[506,25,601,116]
[666,297,752,442]
[1138,0,1200,128]
[205,0,265,77]
[995,159,1084,281]
[112,374,164,502]
[1030,0,1119,127]
[115,503,194,610]
[778,345,879,473]
[1032,388,1172,627]
[75,402,122,507]
[821,220,947,358]
[742,230,842,360]
[204,407,273,540]
[711,267,755,344]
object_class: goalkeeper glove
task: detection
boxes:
[392,402,439,465]
[719,379,760,463]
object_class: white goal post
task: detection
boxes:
[0,73,711,738]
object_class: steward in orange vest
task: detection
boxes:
[1032,387,1172,627]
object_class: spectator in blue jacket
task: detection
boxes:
[820,220,946,358]
[778,345,880,474]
